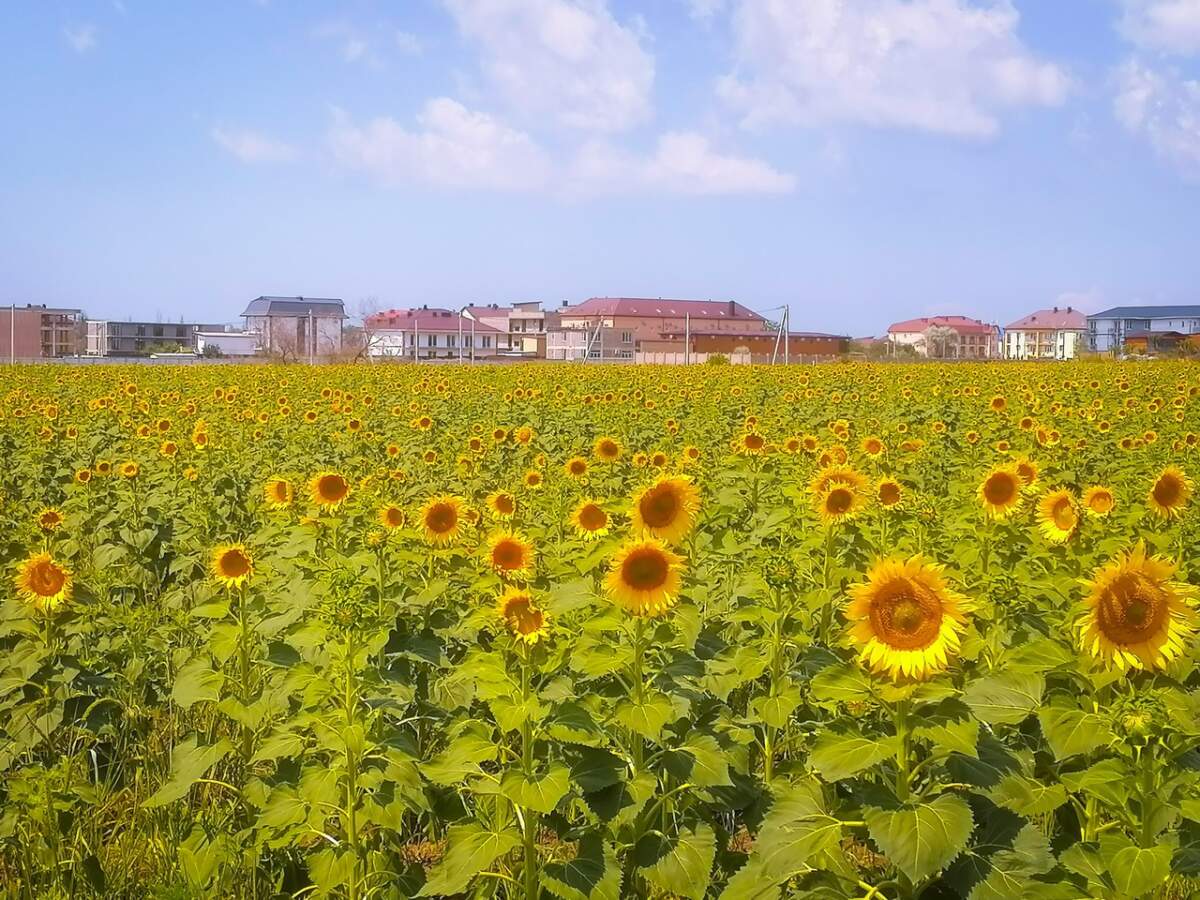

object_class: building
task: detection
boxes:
[1086,305,1200,353]
[640,330,849,363]
[85,320,226,356]
[242,296,345,359]
[364,307,504,359]
[886,315,1000,359]
[0,304,83,359]
[1003,306,1087,360]
[195,331,259,357]
[462,301,562,357]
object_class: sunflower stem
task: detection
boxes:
[520,652,539,900]
[894,700,911,803]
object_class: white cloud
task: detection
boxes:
[395,30,423,55]
[64,24,97,53]
[1117,0,1200,55]
[442,0,654,132]
[1114,58,1200,179]
[329,98,552,190]
[718,0,1070,138]
[569,132,795,194]
[211,127,299,163]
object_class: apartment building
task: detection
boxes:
[1087,305,1200,353]
[365,307,503,359]
[1004,307,1086,360]
[886,315,1000,358]
[0,304,83,359]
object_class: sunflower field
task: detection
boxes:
[2,361,1199,900]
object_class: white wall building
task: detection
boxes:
[1003,307,1086,360]
[241,296,345,358]
[1087,305,1200,353]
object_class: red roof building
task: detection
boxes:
[1003,306,1087,360]
[365,307,503,359]
[886,315,1000,359]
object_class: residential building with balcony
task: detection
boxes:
[1003,306,1086,360]
[886,315,1000,358]
[85,319,226,356]
[1,304,83,359]
[365,307,503,359]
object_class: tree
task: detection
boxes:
[923,324,958,359]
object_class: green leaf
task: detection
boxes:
[962,671,1043,726]
[809,728,897,782]
[542,834,622,900]
[1037,705,1113,760]
[546,702,606,746]
[417,823,521,897]
[546,578,596,616]
[1101,836,1172,898]
[989,774,1068,816]
[613,692,674,741]
[1059,758,1130,807]
[569,746,626,794]
[1003,637,1074,674]
[912,700,980,758]
[250,730,306,763]
[864,794,973,883]
[143,736,233,808]
[171,658,223,709]
[810,663,874,704]
[637,823,716,900]
[665,734,733,788]
[257,786,307,830]
[750,684,803,729]
[421,727,496,784]
[500,764,570,814]
[308,848,356,893]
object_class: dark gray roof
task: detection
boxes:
[1089,305,1200,320]
[241,296,346,317]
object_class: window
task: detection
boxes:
[447,334,456,348]
[617,349,633,359]
[621,331,633,343]
[153,326,164,337]
[482,336,491,348]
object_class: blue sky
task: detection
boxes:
[2,0,1199,336]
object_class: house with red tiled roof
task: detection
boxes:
[364,307,503,359]
[1003,306,1087,360]
[886,315,1000,359]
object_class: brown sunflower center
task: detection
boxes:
[1097,574,1168,645]
[384,507,403,527]
[744,433,765,450]
[30,560,67,596]
[425,502,458,534]
[569,460,587,475]
[1051,498,1076,531]
[577,504,607,531]
[825,486,854,515]
[1017,463,1035,484]
[639,485,681,528]
[1153,475,1183,507]
[219,549,251,578]
[318,475,348,502]
[492,540,527,570]
[504,596,543,635]
[869,579,943,650]
[879,483,901,506]
[621,548,669,592]
[598,440,618,459]
[984,472,1017,505]
[1089,491,1113,513]
[493,494,515,514]
[271,482,289,502]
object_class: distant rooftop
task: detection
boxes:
[1005,307,1086,330]
[366,307,502,333]
[241,296,346,317]
[1088,305,1200,320]
[887,315,995,335]
[566,297,766,320]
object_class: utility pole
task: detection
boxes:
[10,304,15,365]
[783,306,789,366]
[470,318,476,363]
[684,312,690,365]
[458,314,464,363]
[413,318,418,362]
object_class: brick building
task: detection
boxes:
[0,304,84,359]
[886,315,1001,359]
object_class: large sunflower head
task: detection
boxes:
[378,504,406,530]
[487,531,534,580]
[845,556,970,682]
[605,539,685,618]
[1037,489,1078,543]
[570,500,610,540]
[978,465,1022,519]
[211,544,253,588]
[15,552,73,612]
[815,480,866,526]
[594,436,622,462]
[309,471,350,507]
[1077,542,1196,671]
[496,586,549,645]
[1082,485,1115,518]
[420,495,463,546]
[630,476,700,544]
[564,456,589,479]
[1148,466,1192,519]
[263,477,293,509]
[877,478,903,509]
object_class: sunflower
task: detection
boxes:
[263,477,293,509]
[594,436,622,462]
[36,507,65,532]
[815,481,866,525]
[14,552,73,612]
[486,490,517,520]
[74,468,92,484]
[211,544,253,588]
[120,460,140,479]
[1077,543,1196,671]
[845,556,970,681]
[570,500,610,539]
[1014,458,1039,489]
[420,495,463,546]
[630,476,700,544]
[1148,466,1192,519]
[309,472,350,508]
[523,470,543,490]
[877,478,903,509]
[1037,489,1078,543]
[978,465,1022,519]
[810,465,869,496]
[605,539,685,618]
[738,432,767,456]
[496,586,549,645]
[487,531,534,580]
[564,456,589,479]
[1082,485,1115,518]
[378,504,405,530]
[860,436,885,458]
